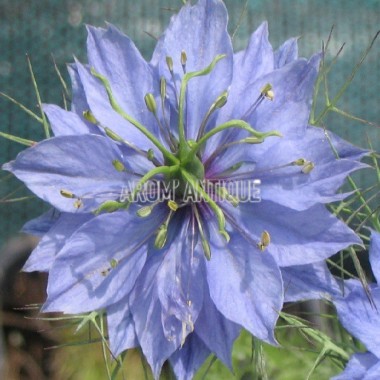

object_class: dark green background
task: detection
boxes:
[0,0,379,246]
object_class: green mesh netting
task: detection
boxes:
[0,0,379,245]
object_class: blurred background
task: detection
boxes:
[0,0,379,379]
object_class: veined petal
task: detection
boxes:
[195,289,240,369]
[225,201,361,267]
[274,37,299,68]
[22,208,59,237]
[369,231,380,284]
[169,333,211,380]
[129,211,205,378]
[23,212,92,272]
[2,134,130,212]
[107,298,138,357]
[43,207,166,314]
[87,24,158,134]
[332,352,380,380]
[282,261,341,302]
[152,0,233,140]
[206,223,282,345]
[335,286,380,359]
[43,104,96,136]
[156,213,205,348]
[75,61,159,152]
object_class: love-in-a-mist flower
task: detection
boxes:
[332,231,380,380]
[2,0,367,378]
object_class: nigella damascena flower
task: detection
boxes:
[332,231,380,380]
[2,0,367,378]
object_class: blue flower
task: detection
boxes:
[332,231,380,380]
[2,0,366,378]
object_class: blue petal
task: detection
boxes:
[3,135,130,212]
[332,352,380,380]
[107,297,138,357]
[23,212,92,272]
[67,63,91,117]
[43,104,96,136]
[129,253,177,379]
[42,207,166,313]
[282,261,341,302]
[169,333,211,380]
[86,24,158,136]
[274,37,299,68]
[152,0,233,140]
[130,211,204,378]
[225,201,361,266]
[156,214,205,347]
[335,286,380,358]
[369,231,380,284]
[22,208,59,237]
[205,54,320,164]
[195,289,240,368]
[206,222,282,345]
[75,61,159,152]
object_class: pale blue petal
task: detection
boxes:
[282,261,341,302]
[23,212,92,272]
[152,0,233,140]
[22,209,59,237]
[274,37,298,68]
[43,104,96,136]
[335,286,380,358]
[369,230,380,284]
[107,298,138,357]
[225,201,361,266]
[87,25,158,135]
[3,135,129,212]
[332,353,379,380]
[195,289,240,368]
[43,207,166,313]
[75,61,159,152]
[206,222,282,345]
[169,333,210,380]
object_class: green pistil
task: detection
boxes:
[177,54,226,153]
[185,119,282,163]
[91,68,178,166]
[181,169,230,242]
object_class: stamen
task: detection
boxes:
[168,200,179,211]
[301,161,315,174]
[154,208,175,249]
[166,56,179,106]
[242,83,274,120]
[60,189,76,198]
[136,201,160,217]
[196,90,228,142]
[181,50,187,73]
[193,204,211,260]
[257,230,271,251]
[160,77,177,150]
[112,159,125,172]
[83,110,97,124]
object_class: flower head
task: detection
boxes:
[332,231,380,380]
[2,0,366,378]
